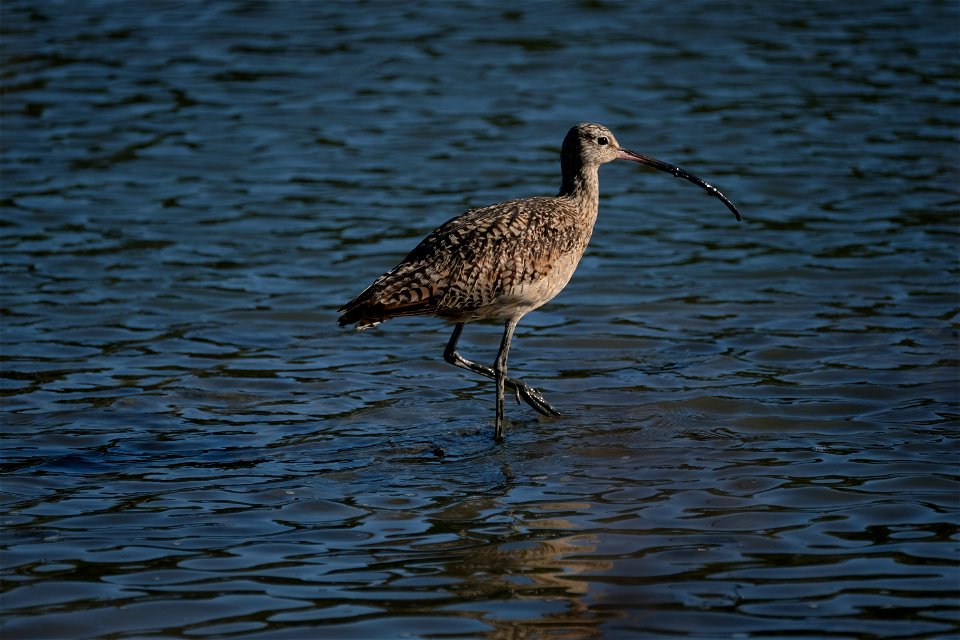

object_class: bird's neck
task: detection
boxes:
[557,165,600,216]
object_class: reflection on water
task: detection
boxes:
[2,0,958,638]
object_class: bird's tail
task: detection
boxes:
[338,276,438,331]
[337,298,383,331]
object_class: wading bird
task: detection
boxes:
[339,123,741,443]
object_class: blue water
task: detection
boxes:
[2,1,958,638]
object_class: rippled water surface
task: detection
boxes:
[2,1,958,638]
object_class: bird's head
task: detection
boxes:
[562,122,742,221]
[562,122,623,167]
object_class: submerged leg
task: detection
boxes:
[443,322,562,420]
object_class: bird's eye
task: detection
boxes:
[597,136,609,146]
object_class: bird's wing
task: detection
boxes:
[338,198,583,327]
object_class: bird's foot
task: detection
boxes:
[510,380,562,418]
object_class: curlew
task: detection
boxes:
[338,123,741,443]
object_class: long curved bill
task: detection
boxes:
[618,148,742,222]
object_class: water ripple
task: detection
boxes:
[2,0,958,638]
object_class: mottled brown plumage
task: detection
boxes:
[339,123,741,442]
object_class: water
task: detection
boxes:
[2,1,958,638]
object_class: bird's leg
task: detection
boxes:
[492,318,518,443]
[443,323,562,418]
